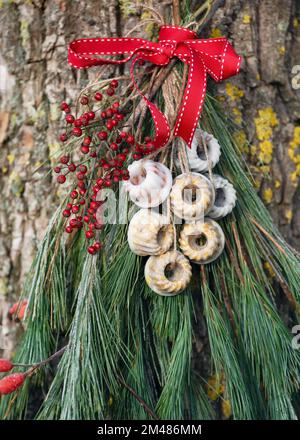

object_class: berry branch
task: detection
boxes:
[0,346,67,396]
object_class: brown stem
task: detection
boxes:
[26,345,67,376]
[225,238,244,284]
[250,217,288,257]
[117,375,159,420]
[172,0,181,26]
[219,272,237,335]
[231,221,245,264]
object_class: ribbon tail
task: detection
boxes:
[130,57,170,149]
[173,50,207,148]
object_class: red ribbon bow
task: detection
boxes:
[68,25,241,148]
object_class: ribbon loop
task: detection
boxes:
[68,26,241,148]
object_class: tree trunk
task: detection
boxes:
[0,0,299,362]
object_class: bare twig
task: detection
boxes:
[172,0,181,26]
[250,217,288,257]
[26,345,67,376]
[225,238,244,284]
[196,0,225,36]
[117,375,159,420]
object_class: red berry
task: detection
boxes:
[81,117,89,127]
[127,135,135,144]
[113,101,120,108]
[98,131,108,140]
[106,121,113,131]
[79,199,85,205]
[60,101,68,111]
[65,226,73,233]
[70,190,78,199]
[59,133,68,142]
[72,205,80,214]
[54,166,61,173]
[106,87,115,96]
[77,181,85,189]
[68,163,76,172]
[87,245,96,255]
[104,179,112,187]
[0,373,26,395]
[106,109,113,118]
[94,242,102,250]
[83,136,92,146]
[67,202,73,209]
[0,359,13,373]
[63,209,71,217]
[96,178,104,186]
[79,189,86,196]
[133,153,141,160]
[111,119,118,127]
[86,230,94,239]
[83,215,90,223]
[60,155,69,164]
[57,175,66,184]
[9,300,28,320]
[65,114,75,124]
[81,145,90,154]
[116,113,124,121]
[79,164,87,173]
[88,223,95,230]
[74,118,82,127]
[101,111,107,119]
[110,80,118,88]
[90,151,97,158]
[88,111,95,120]
[73,127,83,137]
[90,201,98,210]
[77,172,85,180]
[110,142,118,151]
[70,219,78,228]
[94,92,103,101]
[80,96,89,105]
[118,154,127,162]
[120,131,127,139]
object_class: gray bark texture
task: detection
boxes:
[0,0,300,357]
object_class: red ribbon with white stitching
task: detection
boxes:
[68,25,241,148]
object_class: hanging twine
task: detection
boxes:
[200,130,213,183]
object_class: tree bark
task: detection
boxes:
[0,0,299,360]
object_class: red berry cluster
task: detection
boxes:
[55,79,157,254]
[0,373,25,395]
[0,358,26,396]
[0,359,13,373]
[9,299,28,321]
